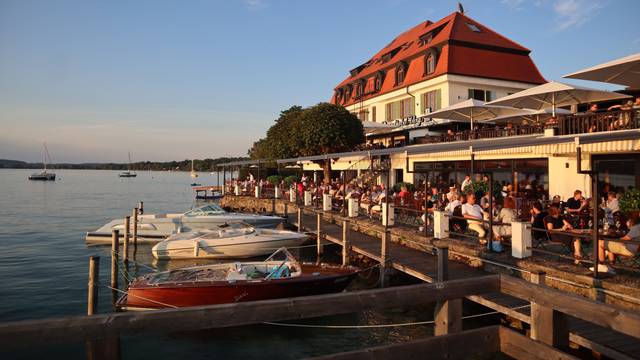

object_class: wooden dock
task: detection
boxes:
[292,208,640,360]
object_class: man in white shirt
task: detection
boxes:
[461,175,472,193]
[462,193,486,239]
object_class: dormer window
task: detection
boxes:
[395,62,407,85]
[425,49,438,75]
[335,89,343,104]
[418,33,433,46]
[374,71,384,92]
[466,23,482,32]
[355,80,365,98]
[343,85,353,103]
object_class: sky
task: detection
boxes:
[1,0,638,163]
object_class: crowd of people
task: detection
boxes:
[226,172,639,272]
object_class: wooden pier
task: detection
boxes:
[290,206,640,360]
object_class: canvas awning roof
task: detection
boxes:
[487,81,631,115]
[423,99,533,129]
[564,53,640,89]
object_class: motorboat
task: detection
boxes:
[152,222,308,259]
[85,203,284,244]
[118,152,137,177]
[117,248,359,310]
[29,143,56,181]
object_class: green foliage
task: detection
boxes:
[619,189,640,214]
[393,182,416,193]
[284,175,299,186]
[466,181,503,200]
[248,103,364,159]
[266,175,283,185]
[0,157,249,171]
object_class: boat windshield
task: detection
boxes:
[183,204,226,217]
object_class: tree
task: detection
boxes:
[248,103,364,183]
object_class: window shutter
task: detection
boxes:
[372,106,376,122]
[435,89,442,110]
[486,91,493,102]
[468,89,473,100]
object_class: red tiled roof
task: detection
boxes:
[334,11,546,107]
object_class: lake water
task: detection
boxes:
[0,169,495,359]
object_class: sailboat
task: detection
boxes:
[119,152,137,178]
[28,143,56,181]
[190,159,198,178]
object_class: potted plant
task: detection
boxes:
[619,189,640,218]
[266,175,283,186]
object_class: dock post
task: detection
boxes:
[342,220,350,266]
[316,212,323,258]
[110,229,119,296]
[123,216,130,262]
[434,244,462,336]
[87,256,99,316]
[138,201,144,215]
[529,270,569,349]
[297,208,303,232]
[283,203,288,223]
[132,208,138,249]
[379,230,388,287]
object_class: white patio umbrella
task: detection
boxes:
[564,53,640,89]
[424,98,533,130]
[487,81,631,116]
[485,108,572,125]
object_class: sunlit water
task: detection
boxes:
[0,169,497,359]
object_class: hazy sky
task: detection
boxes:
[1,0,638,162]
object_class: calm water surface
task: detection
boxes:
[0,169,493,359]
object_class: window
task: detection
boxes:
[344,85,353,103]
[425,51,437,75]
[421,89,441,114]
[374,71,384,92]
[468,89,493,102]
[418,33,433,46]
[395,62,407,85]
[355,81,365,98]
[385,97,415,121]
[466,23,482,32]
[357,109,369,121]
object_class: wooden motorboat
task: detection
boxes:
[152,222,309,259]
[117,248,359,310]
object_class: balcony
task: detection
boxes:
[411,109,640,145]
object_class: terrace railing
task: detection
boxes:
[558,109,640,135]
[413,125,544,145]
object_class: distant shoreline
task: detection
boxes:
[0,157,248,172]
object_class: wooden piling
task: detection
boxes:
[132,208,138,248]
[529,270,569,349]
[122,216,130,262]
[434,244,462,336]
[379,230,388,287]
[342,220,350,266]
[316,212,323,257]
[138,201,144,215]
[297,208,302,233]
[110,230,119,289]
[283,203,288,223]
[87,256,99,316]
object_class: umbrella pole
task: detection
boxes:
[552,93,556,117]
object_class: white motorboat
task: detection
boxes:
[152,223,309,259]
[85,204,284,244]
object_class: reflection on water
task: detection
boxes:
[0,169,497,359]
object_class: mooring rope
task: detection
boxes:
[261,304,531,329]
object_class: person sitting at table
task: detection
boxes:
[530,201,548,242]
[445,193,463,216]
[462,193,487,241]
[360,190,373,216]
[398,185,413,205]
[493,197,516,241]
[565,190,587,215]
[595,214,640,273]
[544,205,583,263]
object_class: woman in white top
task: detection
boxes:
[492,197,517,241]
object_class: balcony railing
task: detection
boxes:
[558,109,640,135]
[413,125,544,145]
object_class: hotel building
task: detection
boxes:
[312,10,640,202]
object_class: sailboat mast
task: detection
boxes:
[43,143,48,171]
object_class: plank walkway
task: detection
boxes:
[292,210,640,360]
